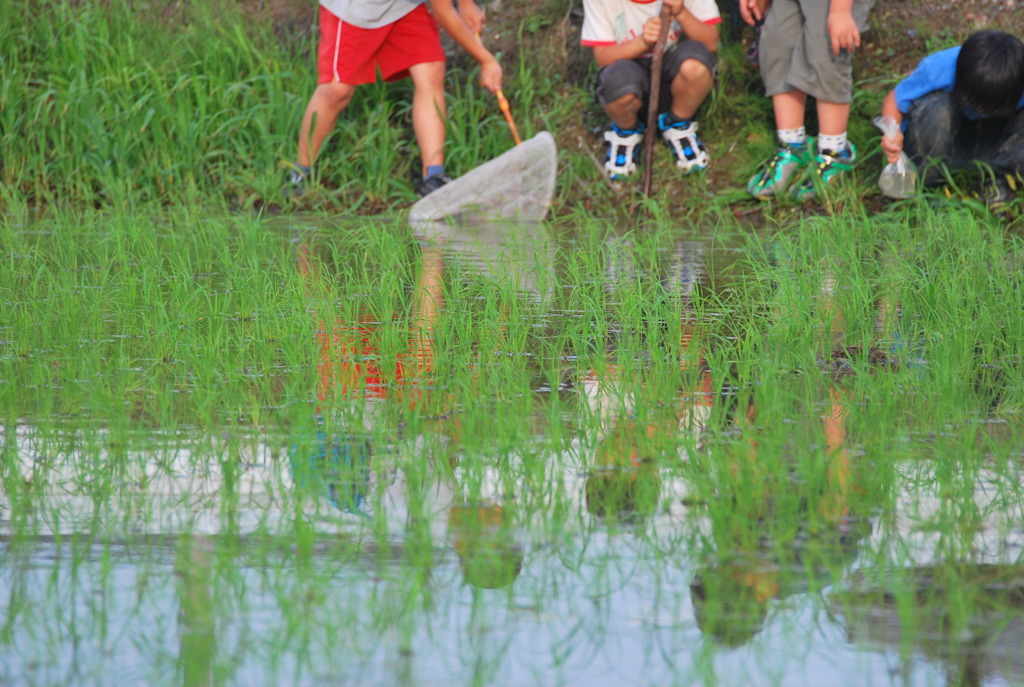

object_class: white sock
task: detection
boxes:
[777,127,807,147]
[818,132,848,154]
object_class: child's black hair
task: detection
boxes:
[954,30,1024,117]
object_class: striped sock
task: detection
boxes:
[777,127,807,147]
[818,133,848,155]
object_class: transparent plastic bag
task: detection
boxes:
[873,115,917,199]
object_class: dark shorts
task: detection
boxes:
[904,91,1024,184]
[595,40,717,109]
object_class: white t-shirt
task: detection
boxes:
[320,0,423,29]
[580,0,721,56]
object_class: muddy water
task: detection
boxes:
[1,217,1023,687]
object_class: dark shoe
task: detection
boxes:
[415,174,452,198]
[283,167,310,201]
[973,171,1021,217]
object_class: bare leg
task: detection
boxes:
[816,100,851,137]
[603,92,643,130]
[297,81,357,168]
[669,59,714,120]
[772,89,808,131]
[408,60,447,176]
[820,386,850,522]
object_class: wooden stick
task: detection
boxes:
[496,89,522,146]
[473,32,523,147]
[641,5,673,197]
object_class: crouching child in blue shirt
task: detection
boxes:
[879,30,1024,211]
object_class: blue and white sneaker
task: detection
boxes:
[603,122,645,179]
[659,114,710,174]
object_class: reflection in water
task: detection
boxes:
[579,240,712,523]
[295,228,539,590]
[4,220,1024,687]
[818,257,1024,687]
[835,564,1024,687]
[412,205,555,307]
[689,264,887,648]
[448,503,523,590]
[690,555,777,647]
[571,240,878,648]
[177,536,215,687]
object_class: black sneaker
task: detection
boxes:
[283,169,309,201]
[973,171,1021,218]
[415,174,452,198]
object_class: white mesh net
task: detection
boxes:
[408,131,557,231]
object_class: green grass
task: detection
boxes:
[0,0,591,212]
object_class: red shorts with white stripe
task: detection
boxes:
[317,4,446,86]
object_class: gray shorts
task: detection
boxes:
[595,40,717,110]
[758,0,874,103]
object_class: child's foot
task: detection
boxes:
[658,114,710,174]
[790,143,858,202]
[603,122,645,179]
[415,173,452,198]
[747,143,810,198]
[972,170,1022,218]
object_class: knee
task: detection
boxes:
[676,58,712,84]
[411,61,446,92]
[604,92,642,112]
[315,82,355,111]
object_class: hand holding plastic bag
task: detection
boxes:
[873,116,917,199]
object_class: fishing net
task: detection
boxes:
[409,132,558,303]
[409,131,557,232]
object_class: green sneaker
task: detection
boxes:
[790,143,858,201]
[747,144,811,198]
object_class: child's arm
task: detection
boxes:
[592,17,662,68]
[664,0,718,53]
[879,89,905,164]
[457,0,485,35]
[428,0,503,92]
[826,0,861,57]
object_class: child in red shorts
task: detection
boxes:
[290,0,503,199]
